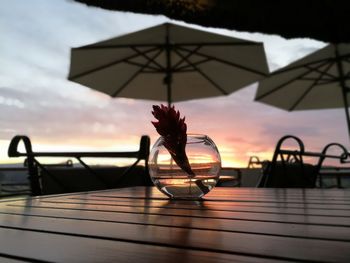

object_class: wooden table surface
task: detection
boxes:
[0,187,350,262]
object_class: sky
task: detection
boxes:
[0,0,348,167]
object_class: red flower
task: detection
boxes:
[152,104,195,176]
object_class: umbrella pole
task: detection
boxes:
[343,92,350,143]
[166,78,171,108]
[341,86,350,143]
[335,45,350,143]
[165,23,172,108]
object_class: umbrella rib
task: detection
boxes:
[256,59,330,100]
[304,64,337,79]
[299,67,335,82]
[123,59,160,71]
[305,78,342,86]
[269,58,332,75]
[111,48,164,97]
[173,49,228,95]
[289,61,335,111]
[131,47,164,70]
[176,58,211,72]
[173,45,212,71]
[172,46,201,70]
[269,53,350,76]
[177,46,267,76]
[300,77,334,82]
[68,46,160,80]
[277,60,336,82]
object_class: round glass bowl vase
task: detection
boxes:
[148,134,221,199]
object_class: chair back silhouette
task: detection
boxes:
[258,135,319,188]
[316,142,349,188]
[8,135,152,195]
[247,156,266,168]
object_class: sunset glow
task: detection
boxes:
[1,1,348,169]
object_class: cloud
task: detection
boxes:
[0,0,345,167]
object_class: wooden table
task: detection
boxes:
[0,187,350,262]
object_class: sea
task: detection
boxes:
[0,163,30,197]
[0,163,349,198]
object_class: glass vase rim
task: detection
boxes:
[187,133,208,136]
[157,133,209,138]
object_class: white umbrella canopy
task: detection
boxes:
[68,22,269,106]
[255,43,350,140]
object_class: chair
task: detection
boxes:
[316,142,349,188]
[8,135,152,195]
[257,135,319,188]
[247,156,266,168]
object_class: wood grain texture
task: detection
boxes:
[39,197,350,216]
[1,204,349,242]
[0,213,350,262]
[0,187,349,262]
[0,227,280,263]
[8,199,350,226]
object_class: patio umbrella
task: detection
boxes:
[255,43,350,141]
[68,22,269,106]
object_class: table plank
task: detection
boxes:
[1,204,350,242]
[0,213,350,262]
[85,187,350,204]
[8,199,350,226]
[62,195,350,210]
[41,196,350,216]
[0,227,280,263]
[1,187,350,262]
[91,187,350,198]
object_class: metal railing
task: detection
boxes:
[258,135,350,188]
[8,135,151,195]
